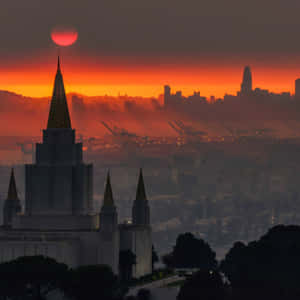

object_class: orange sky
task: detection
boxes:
[1,52,300,98]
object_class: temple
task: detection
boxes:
[0,58,152,277]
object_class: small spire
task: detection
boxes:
[47,56,72,129]
[57,56,61,72]
[132,168,150,226]
[7,168,19,200]
[103,171,114,207]
[136,168,147,201]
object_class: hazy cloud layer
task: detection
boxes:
[1,0,300,59]
[0,91,300,137]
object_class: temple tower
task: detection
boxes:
[20,57,93,229]
[99,172,119,273]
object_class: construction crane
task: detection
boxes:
[224,126,235,137]
[251,128,275,136]
[175,120,207,136]
[101,121,117,136]
[222,124,249,138]
[168,120,207,137]
[168,121,184,135]
[17,143,34,155]
[17,142,35,162]
[101,121,138,138]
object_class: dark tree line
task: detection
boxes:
[0,256,126,300]
[2,226,300,300]
[0,245,158,300]
[176,225,300,300]
[162,232,217,270]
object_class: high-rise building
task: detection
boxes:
[240,66,253,96]
[295,78,300,100]
[164,85,171,107]
[164,85,171,97]
[0,57,152,278]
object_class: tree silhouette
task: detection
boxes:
[163,232,217,270]
[62,264,123,300]
[221,225,300,298]
[119,250,136,282]
[137,288,152,300]
[152,245,159,271]
[177,270,227,300]
[0,255,68,300]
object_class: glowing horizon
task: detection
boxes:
[0,54,300,98]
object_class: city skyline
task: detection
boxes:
[2,0,300,98]
[1,2,300,299]
[2,58,300,98]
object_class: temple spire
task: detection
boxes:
[57,55,61,72]
[132,168,150,225]
[100,171,118,232]
[136,168,147,201]
[103,171,115,207]
[7,168,18,200]
[47,56,72,129]
[3,168,21,227]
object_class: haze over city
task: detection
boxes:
[1,1,300,300]
[2,0,300,98]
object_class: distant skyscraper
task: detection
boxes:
[295,78,300,100]
[240,66,253,96]
[164,85,171,97]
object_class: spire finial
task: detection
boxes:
[57,55,61,72]
[7,168,18,200]
[47,56,72,129]
[136,168,146,201]
[132,168,150,225]
[103,171,114,207]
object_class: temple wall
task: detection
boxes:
[132,226,152,278]
[0,239,80,267]
[25,164,73,215]
[119,225,152,278]
[72,164,93,214]
[25,163,93,217]
[98,229,120,274]
[0,230,119,273]
[13,214,99,230]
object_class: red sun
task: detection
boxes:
[51,27,78,47]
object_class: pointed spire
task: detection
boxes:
[47,56,72,129]
[100,171,118,231]
[132,168,150,226]
[136,168,147,201]
[4,168,22,227]
[57,55,61,72]
[103,171,114,207]
[7,168,18,200]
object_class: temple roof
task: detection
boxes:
[135,168,147,201]
[47,57,72,129]
[103,172,115,207]
[7,168,19,200]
